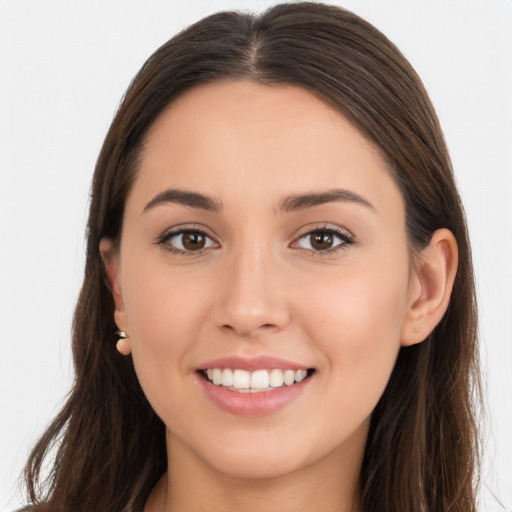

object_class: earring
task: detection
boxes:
[116,330,131,355]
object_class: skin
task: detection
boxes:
[101,81,458,512]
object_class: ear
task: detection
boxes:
[100,238,131,355]
[401,228,458,346]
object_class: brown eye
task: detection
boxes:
[182,231,206,250]
[161,229,217,254]
[310,232,334,250]
[293,227,353,254]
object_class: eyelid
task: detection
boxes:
[290,224,355,254]
[155,224,220,254]
[155,222,354,256]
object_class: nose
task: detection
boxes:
[212,245,291,339]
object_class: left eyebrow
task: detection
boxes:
[279,189,376,213]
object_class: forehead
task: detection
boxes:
[132,80,402,217]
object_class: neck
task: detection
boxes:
[145,426,366,512]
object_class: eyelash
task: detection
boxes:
[156,225,354,256]
[292,225,354,256]
[156,227,217,255]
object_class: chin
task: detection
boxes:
[206,448,310,481]
[169,424,317,481]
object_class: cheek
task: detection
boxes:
[119,257,216,414]
[123,257,213,347]
[297,259,410,396]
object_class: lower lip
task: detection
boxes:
[197,373,311,416]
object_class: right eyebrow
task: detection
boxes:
[142,188,222,214]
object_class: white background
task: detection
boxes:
[0,1,510,510]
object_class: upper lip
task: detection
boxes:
[198,355,311,372]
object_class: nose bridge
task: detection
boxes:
[213,234,289,337]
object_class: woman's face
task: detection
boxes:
[106,81,419,479]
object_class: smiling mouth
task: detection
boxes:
[200,368,315,393]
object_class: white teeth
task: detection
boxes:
[283,369,295,386]
[251,369,269,390]
[295,369,308,383]
[212,368,222,385]
[233,369,251,389]
[204,367,310,391]
[269,369,284,388]
[221,368,233,387]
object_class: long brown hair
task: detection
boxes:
[23,3,481,511]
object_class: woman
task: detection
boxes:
[21,3,481,511]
